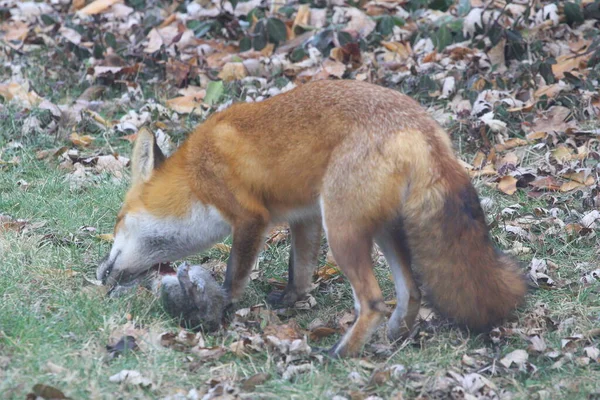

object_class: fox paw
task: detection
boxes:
[266,289,303,307]
[386,320,412,343]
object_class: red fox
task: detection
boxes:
[97,80,526,357]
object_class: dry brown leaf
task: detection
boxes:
[338,311,355,333]
[229,339,250,356]
[381,41,412,60]
[294,294,317,310]
[562,171,594,185]
[2,20,29,43]
[530,176,561,191]
[498,176,518,195]
[472,151,487,169]
[95,155,129,178]
[552,146,573,163]
[266,225,288,245]
[0,215,28,232]
[488,38,506,70]
[534,84,566,99]
[500,349,528,368]
[529,106,575,135]
[494,138,527,152]
[309,326,337,341]
[526,131,548,141]
[507,102,535,113]
[78,0,123,15]
[109,370,153,388]
[218,62,248,81]
[293,4,311,30]
[0,82,43,108]
[213,243,231,253]
[584,346,600,361]
[98,233,114,242]
[242,373,271,392]
[263,320,303,341]
[322,59,346,78]
[45,361,68,374]
[469,164,497,178]
[527,335,547,353]
[344,8,376,37]
[28,384,68,400]
[69,133,95,147]
[165,94,204,115]
[422,50,438,63]
[191,346,227,361]
[560,180,585,192]
[166,59,191,86]
[144,28,164,53]
[552,53,591,79]
[497,152,519,169]
[316,265,341,280]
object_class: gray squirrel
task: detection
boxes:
[159,263,227,332]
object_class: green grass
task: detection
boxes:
[2,74,600,400]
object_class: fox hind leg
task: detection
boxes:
[376,225,421,342]
[324,225,386,357]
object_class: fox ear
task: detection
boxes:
[131,127,165,184]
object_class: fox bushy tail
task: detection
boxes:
[403,171,526,331]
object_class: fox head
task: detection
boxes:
[96,128,230,287]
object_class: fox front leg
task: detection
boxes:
[223,217,268,304]
[267,217,322,307]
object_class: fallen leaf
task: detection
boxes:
[0,82,43,108]
[95,155,129,178]
[97,233,114,242]
[552,146,573,163]
[552,53,590,79]
[166,95,204,115]
[161,330,203,351]
[28,384,69,400]
[78,0,123,15]
[263,320,303,341]
[494,138,527,152]
[294,294,317,310]
[527,335,547,354]
[309,327,337,342]
[191,346,227,361]
[106,335,138,359]
[241,373,271,391]
[322,59,346,78]
[108,370,153,388]
[338,311,355,333]
[213,243,232,253]
[584,346,599,361]
[69,133,95,147]
[344,8,376,37]
[560,180,585,192]
[498,176,518,195]
[500,349,528,368]
[218,62,247,81]
[282,363,313,381]
[45,361,68,374]
[530,176,561,191]
[0,214,28,232]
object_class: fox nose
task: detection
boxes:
[97,250,121,285]
[98,256,114,285]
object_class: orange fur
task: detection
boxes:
[105,80,526,357]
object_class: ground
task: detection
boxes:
[1,1,600,399]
